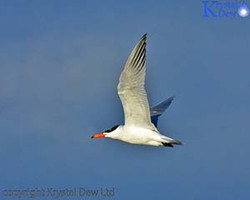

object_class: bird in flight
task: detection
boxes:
[91,34,182,147]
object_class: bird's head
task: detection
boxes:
[91,125,120,139]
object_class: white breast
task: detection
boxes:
[108,125,163,146]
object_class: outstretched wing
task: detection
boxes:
[118,34,154,129]
[150,96,174,127]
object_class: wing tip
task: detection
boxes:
[169,95,175,102]
[141,33,147,40]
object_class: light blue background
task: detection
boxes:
[0,0,250,199]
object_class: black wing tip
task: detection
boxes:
[141,33,147,40]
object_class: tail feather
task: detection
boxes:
[162,142,174,147]
[170,139,182,145]
[161,139,182,147]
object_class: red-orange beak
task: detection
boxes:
[91,132,105,139]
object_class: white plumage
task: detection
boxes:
[91,34,182,147]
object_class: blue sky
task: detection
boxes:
[0,0,250,199]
